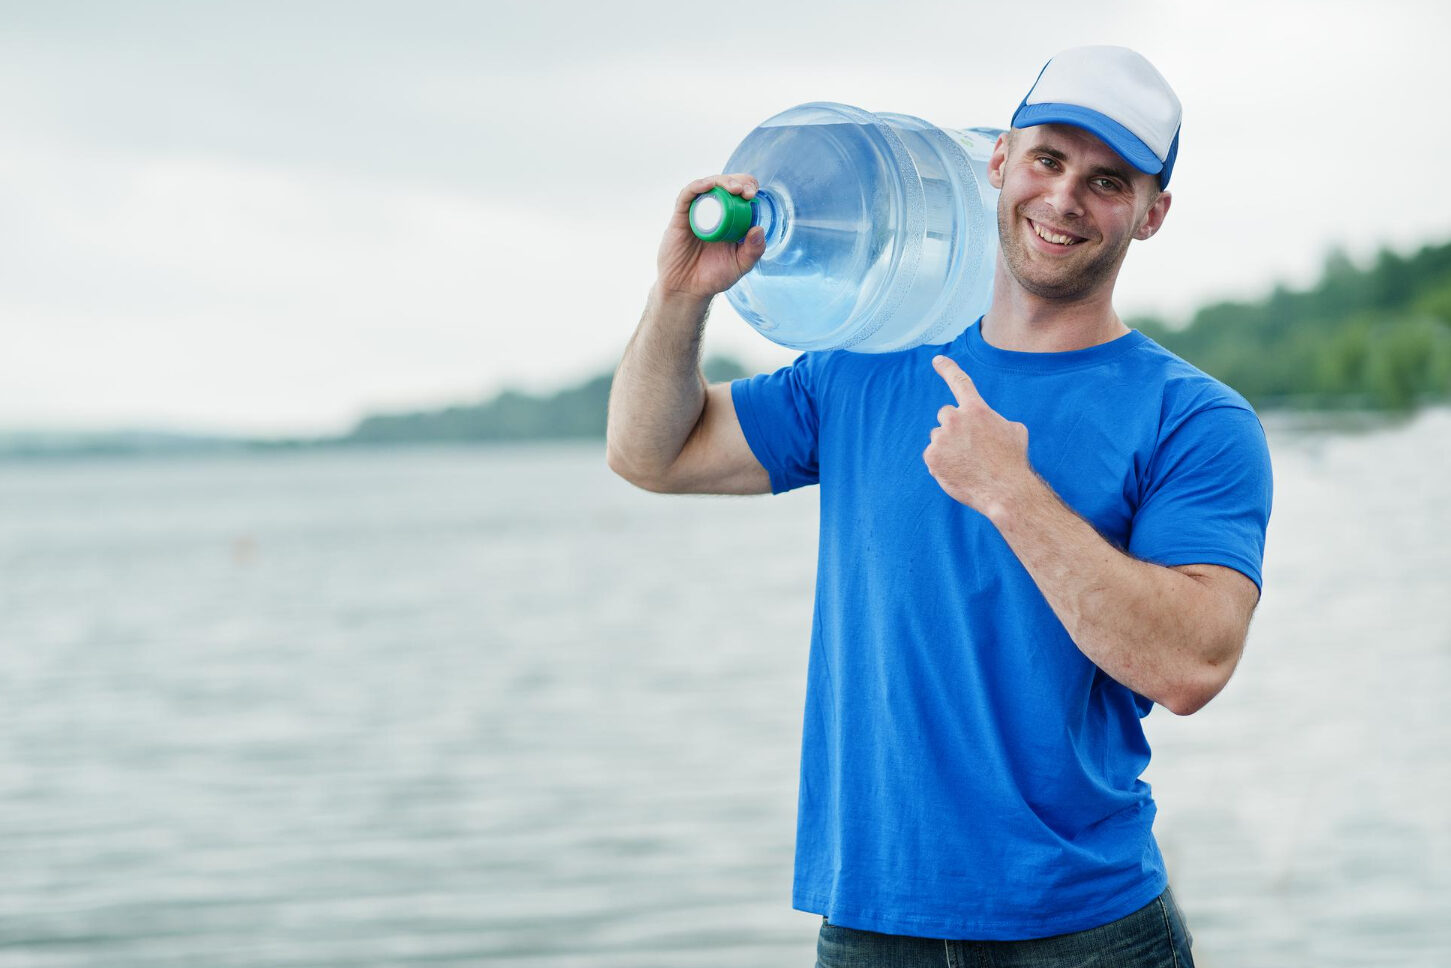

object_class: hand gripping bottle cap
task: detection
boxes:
[689,186,754,243]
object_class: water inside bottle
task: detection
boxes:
[729,121,905,348]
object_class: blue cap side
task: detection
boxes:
[1159,129,1179,189]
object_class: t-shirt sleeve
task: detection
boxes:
[730,353,821,493]
[1128,404,1274,590]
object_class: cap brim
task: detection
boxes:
[1011,102,1164,177]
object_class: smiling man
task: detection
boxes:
[607,46,1272,968]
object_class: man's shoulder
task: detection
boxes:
[792,343,941,396]
[1127,332,1258,425]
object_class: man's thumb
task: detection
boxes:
[738,225,767,269]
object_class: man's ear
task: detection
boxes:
[1134,190,1172,241]
[987,133,1011,190]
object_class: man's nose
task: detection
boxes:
[1043,178,1086,219]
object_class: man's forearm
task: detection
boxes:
[605,285,713,487]
[988,477,1248,716]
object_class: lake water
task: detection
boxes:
[1,412,1448,967]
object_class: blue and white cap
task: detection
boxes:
[1011,46,1182,188]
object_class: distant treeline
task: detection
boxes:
[344,357,750,444]
[1132,239,1451,410]
[343,238,1451,445]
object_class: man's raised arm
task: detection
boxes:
[606,174,772,495]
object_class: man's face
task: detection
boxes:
[988,123,1171,302]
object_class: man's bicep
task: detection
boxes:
[1130,405,1274,591]
[666,382,773,494]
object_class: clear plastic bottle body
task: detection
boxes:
[719,103,1001,353]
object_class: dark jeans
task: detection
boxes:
[815,888,1194,968]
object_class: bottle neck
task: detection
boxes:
[751,188,790,255]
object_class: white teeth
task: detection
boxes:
[1032,222,1079,245]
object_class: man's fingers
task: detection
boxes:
[676,174,759,212]
[719,173,757,198]
[932,355,982,407]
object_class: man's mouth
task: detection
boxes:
[1029,219,1086,247]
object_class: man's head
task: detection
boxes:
[988,47,1180,302]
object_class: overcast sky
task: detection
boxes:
[2,0,1448,435]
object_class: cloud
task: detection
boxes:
[1,0,1448,430]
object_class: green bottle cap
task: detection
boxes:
[689,186,755,243]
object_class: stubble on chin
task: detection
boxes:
[996,206,1127,301]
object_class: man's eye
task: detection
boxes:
[1093,178,1121,192]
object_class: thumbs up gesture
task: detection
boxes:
[923,355,1034,518]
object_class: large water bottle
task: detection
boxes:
[688,102,1002,353]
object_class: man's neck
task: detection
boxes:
[979,263,1131,354]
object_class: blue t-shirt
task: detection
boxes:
[730,321,1273,941]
